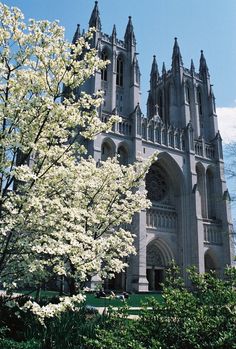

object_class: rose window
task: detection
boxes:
[146,167,168,201]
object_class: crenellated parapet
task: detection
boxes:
[100,32,126,49]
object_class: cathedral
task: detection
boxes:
[75,2,234,291]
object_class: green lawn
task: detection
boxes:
[84,292,162,308]
[17,290,162,309]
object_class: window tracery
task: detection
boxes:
[146,166,168,202]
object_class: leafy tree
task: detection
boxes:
[0,3,154,318]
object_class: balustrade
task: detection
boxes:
[146,207,177,231]
[204,223,222,245]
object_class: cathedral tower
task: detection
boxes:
[74,2,234,291]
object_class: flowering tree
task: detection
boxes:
[0,3,154,316]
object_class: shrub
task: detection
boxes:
[0,338,40,349]
[87,266,236,349]
[1,267,236,349]
[40,306,104,349]
[85,307,146,349]
[0,295,40,342]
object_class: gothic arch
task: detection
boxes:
[197,86,203,117]
[206,164,216,175]
[145,153,185,271]
[101,138,116,161]
[157,152,185,196]
[196,162,207,218]
[147,238,174,266]
[147,120,154,142]
[204,249,218,273]
[101,45,111,57]
[116,51,126,61]
[117,142,129,165]
[146,238,174,290]
[101,47,111,82]
[145,153,186,273]
[116,53,125,87]
[145,152,185,233]
[206,166,216,219]
[185,81,191,104]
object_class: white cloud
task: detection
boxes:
[216,107,236,144]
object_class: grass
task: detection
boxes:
[16,290,163,309]
[84,292,162,308]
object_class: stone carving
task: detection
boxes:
[147,245,163,266]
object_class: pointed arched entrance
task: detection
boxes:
[146,239,174,291]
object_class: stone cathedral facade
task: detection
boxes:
[75,2,234,291]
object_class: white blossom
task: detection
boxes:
[0,3,157,321]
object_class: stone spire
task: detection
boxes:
[199,50,210,78]
[72,24,81,45]
[89,1,101,31]
[172,37,183,69]
[147,55,159,118]
[124,16,136,46]
[112,24,117,38]
[151,55,159,75]
[162,62,166,75]
[190,59,195,74]
[150,55,159,87]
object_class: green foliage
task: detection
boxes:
[1,267,236,348]
[0,338,40,349]
[85,308,146,349]
[87,266,236,349]
[40,307,104,349]
[0,295,105,349]
[0,295,39,342]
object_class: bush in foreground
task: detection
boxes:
[87,266,236,349]
[0,266,235,349]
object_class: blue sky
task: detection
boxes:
[3,0,236,108]
[3,0,236,225]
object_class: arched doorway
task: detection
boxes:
[145,153,185,291]
[146,240,173,291]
